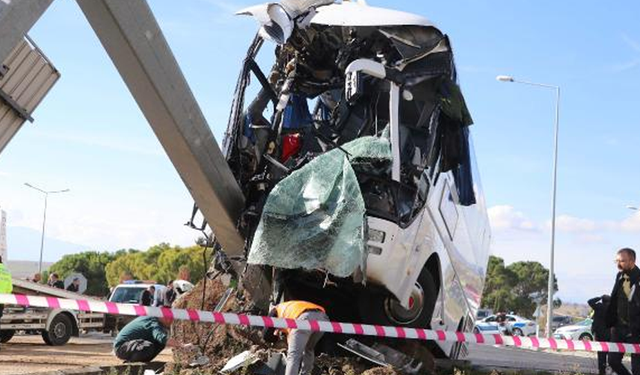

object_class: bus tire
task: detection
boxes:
[359,267,438,328]
[42,314,73,346]
[0,330,15,343]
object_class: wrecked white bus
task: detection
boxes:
[215,1,491,358]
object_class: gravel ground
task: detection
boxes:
[0,332,172,375]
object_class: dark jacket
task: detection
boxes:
[49,280,64,289]
[162,288,175,307]
[113,316,168,350]
[67,284,79,292]
[140,290,153,306]
[606,266,640,335]
[588,296,610,339]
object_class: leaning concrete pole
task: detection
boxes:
[76,0,246,255]
[0,0,53,65]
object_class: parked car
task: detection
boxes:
[108,282,166,305]
[551,315,574,331]
[553,318,593,341]
[104,281,166,333]
[475,314,538,336]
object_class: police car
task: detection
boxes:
[475,314,538,336]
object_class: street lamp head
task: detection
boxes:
[496,75,515,83]
[626,205,639,211]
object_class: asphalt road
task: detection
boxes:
[466,343,632,374]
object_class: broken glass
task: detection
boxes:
[248,136,391,277]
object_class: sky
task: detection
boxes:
[0,0,639,303]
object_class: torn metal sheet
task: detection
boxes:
[338,339,423,374]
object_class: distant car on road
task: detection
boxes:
[553,318,593,341]
[551,315,574,331]
[475,314,538,336]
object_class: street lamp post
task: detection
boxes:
[497,75,560,338]
[24,183,70,274]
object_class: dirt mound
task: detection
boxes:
[169,278,268,372]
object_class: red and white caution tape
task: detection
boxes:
[1,293,636,354]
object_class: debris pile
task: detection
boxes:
[167,278,433,375]
[169,278,267,372]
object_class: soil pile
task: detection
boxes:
[169,278,267,372]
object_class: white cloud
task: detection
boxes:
[488,205,538,232]
[0,171,9,178]
[620,211,640,232]
[44,210,198,251]
[555,215,597,233]
[575,234,608,245]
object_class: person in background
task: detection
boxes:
[113,316,173,362]
[161,280,175,307]
[0,255,13,352]
[606,248,640,375]
[588,294,611,375]
[32,273,42,284]
[48,273,64,289]
[66,277,81,293]
[263,300,329,375]
[140,285,154,306]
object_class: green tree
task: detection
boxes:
[105,243,208,287]
[481,256,517,312]
[480,255,559,318]
[48,251,117,296]
[507,261,559,317]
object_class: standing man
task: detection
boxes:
[140,286,154,306]
[588,294,611,375]
[0,255,13,351]
[113,316,172,362]
[161,280,175,307]
[606,248,640,375]
[263,300,329,375]
[48,273,64,289]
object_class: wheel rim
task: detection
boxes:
[384,282,424,325]
[53,322,67,339]
[513,328,523,336]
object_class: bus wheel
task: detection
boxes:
[42,314,73,346]
[359,268,438,327]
